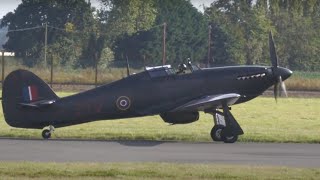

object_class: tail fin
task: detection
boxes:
[2,69,59,128]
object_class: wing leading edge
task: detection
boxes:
[172,93,241,112]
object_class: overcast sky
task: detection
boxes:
[0,0,214,19]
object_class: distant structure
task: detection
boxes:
[2,52,15,56]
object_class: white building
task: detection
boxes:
[2,52,15,57]
[0,51,15,57]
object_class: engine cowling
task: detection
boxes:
[160,112,199,124]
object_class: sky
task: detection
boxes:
[0,0,214,19]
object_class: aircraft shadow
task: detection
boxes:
[116,140,164,147]
[0,137,165,147]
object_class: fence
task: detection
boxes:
[0,24,163,87]
[0,51,148,91]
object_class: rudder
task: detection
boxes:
[2,69,59,128]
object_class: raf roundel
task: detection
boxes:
[116,96,131,110]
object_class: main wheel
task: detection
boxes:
[222,134,238,143]
[42,129,51,139]
[210,125,225,141]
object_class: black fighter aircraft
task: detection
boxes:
[1,32,292,143]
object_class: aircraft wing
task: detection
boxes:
[172,93,241,112]
[18,99,56,108]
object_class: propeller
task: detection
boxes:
[269,31,288,102]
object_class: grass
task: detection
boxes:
[286,71,320,91]
[0,95,319,179]
[0,94,319,143]
[294,71,320,79]
[1,61,142,85]
[0,162,319,179]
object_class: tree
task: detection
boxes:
[77,33,105,68]
[268,0,320,71]
[99,0,157,42]
[0,0,95,67]
[112,30,153,67]
[205,0,272,66]
[112,0,208,67]
[204,0,320,71]
[0,20,8,50]
[154,0,208,65]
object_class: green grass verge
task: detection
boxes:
[293,71,320,79]
[287,71,320,91]
[0,162,319,179]
[0,93,319,143]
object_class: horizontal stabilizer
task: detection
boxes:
[19,99,56,108]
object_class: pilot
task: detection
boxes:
[177,63,187,74]
[187,60,193,72]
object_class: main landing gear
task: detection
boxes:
[206,104,244,143]
[42,125,55,139]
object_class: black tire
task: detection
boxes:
[42,129,51,139]
[210,125,225,141]
[222,135,238,143]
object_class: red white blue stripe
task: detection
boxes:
[23,85,38,102]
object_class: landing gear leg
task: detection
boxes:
[220,104,243,143]
[207,104,244,143]
[42,125,55,139]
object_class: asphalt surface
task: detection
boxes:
[1,139,320,167]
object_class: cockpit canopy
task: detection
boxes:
[145,63,201,78]
[145,65,175,78]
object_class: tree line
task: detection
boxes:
[0,0,319,71]
[0,20,8,50]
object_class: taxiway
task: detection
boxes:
[1,139,319,167]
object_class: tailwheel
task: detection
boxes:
[222,134,238,143]
[210,125,224,141]
[42,129,51,139]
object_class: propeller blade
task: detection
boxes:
[274,82,279,102]
[279,76,288,97]
[274,76,288,102]
[278,76,282,97]
[269,31,289,101]
[269,31,278,68]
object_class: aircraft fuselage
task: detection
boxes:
[42,65,290,128]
